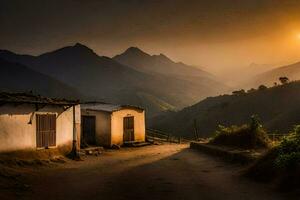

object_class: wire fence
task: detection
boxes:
[146,128,192,144]
[146,129,289,145]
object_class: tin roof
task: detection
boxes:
[81,102,144,112]
[0,92,79,106]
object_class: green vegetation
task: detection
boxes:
[275,125,300,169]
[153,81,300,138]
[245,125,300,190]
[209,116,270,149]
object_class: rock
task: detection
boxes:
[111,144,121,150]
[87,150,93,155]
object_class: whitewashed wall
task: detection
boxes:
[0,104,80,153]
[111,109,145,145]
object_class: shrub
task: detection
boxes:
[210,115,270,149]
[258,85,268,90]
[279,76,289,85]
[232,89,246,95]
[244,125,300,190]
[275,125,300,169]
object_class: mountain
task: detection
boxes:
[0,44,169,115]
[113,47,230,113]
[246,61,300,88]
[113,47,228,92]
[151,81,300,138]
[0,58,81,98]
[114,47,213,79]
[0,43,229,116]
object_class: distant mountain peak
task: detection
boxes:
[40,43,98,58]
[156,53,172,62]
[123,47,149,57]
[126,46,143,52]
[72,43,94,52]
[74,42,85,46]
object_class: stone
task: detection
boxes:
[111,144,121,150]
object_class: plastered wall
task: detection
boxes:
[111,109,145,146]
[0,104,79,153]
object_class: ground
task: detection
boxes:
[0,144,296,200]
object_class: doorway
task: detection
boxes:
[82,116,96,145]
[123,116,134,142]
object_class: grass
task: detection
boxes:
[244,125,300,191]
[209,116,271,149]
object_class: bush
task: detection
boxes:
[244,125,300,191]
[275,125,300,169]
[232,89,246,95]
[210,115,270,149]
[258,85,268,90]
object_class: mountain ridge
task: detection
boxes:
[113,46,213,78]
[151,81,300,138]
[0,43,229,117]
[243,61,300,89]
[0,58,82,99]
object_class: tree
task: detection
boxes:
[258,85,267,90]
[250,115,262,131]
[247,88,256,93]
[232,89,246,95]
[279,77,289,84]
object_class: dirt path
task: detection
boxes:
[1,144,294,200]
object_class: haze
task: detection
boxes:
[1,0,300,77]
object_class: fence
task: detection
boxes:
[267,133,288,143]
[146,129,287,144]
[146,128,192,144]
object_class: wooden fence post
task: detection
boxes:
[194,119,199,141]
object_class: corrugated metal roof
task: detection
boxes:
[81,103,121,112]
[0,92,79,105]
[81,102,144,112]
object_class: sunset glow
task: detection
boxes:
[1,1,300,200]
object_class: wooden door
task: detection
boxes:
[82,116,96,145]
[36,114,56,148]
[123,116,134,142]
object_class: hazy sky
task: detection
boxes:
[1,0,300,75]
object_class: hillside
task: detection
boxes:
[247,61,300,88]
[0,58,82,98]
[0,43,229,116]
[151,81,300,138]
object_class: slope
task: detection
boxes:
[152,81,300,138]
[0,58,82,98]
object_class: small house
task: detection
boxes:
[80,103,145,147]
[0,92,81,154]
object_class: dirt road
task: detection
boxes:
[1,144,294,200]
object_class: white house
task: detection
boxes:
[81,103,145,147]
[0,92,81,154]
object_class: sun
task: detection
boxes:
[298,33,300,39]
